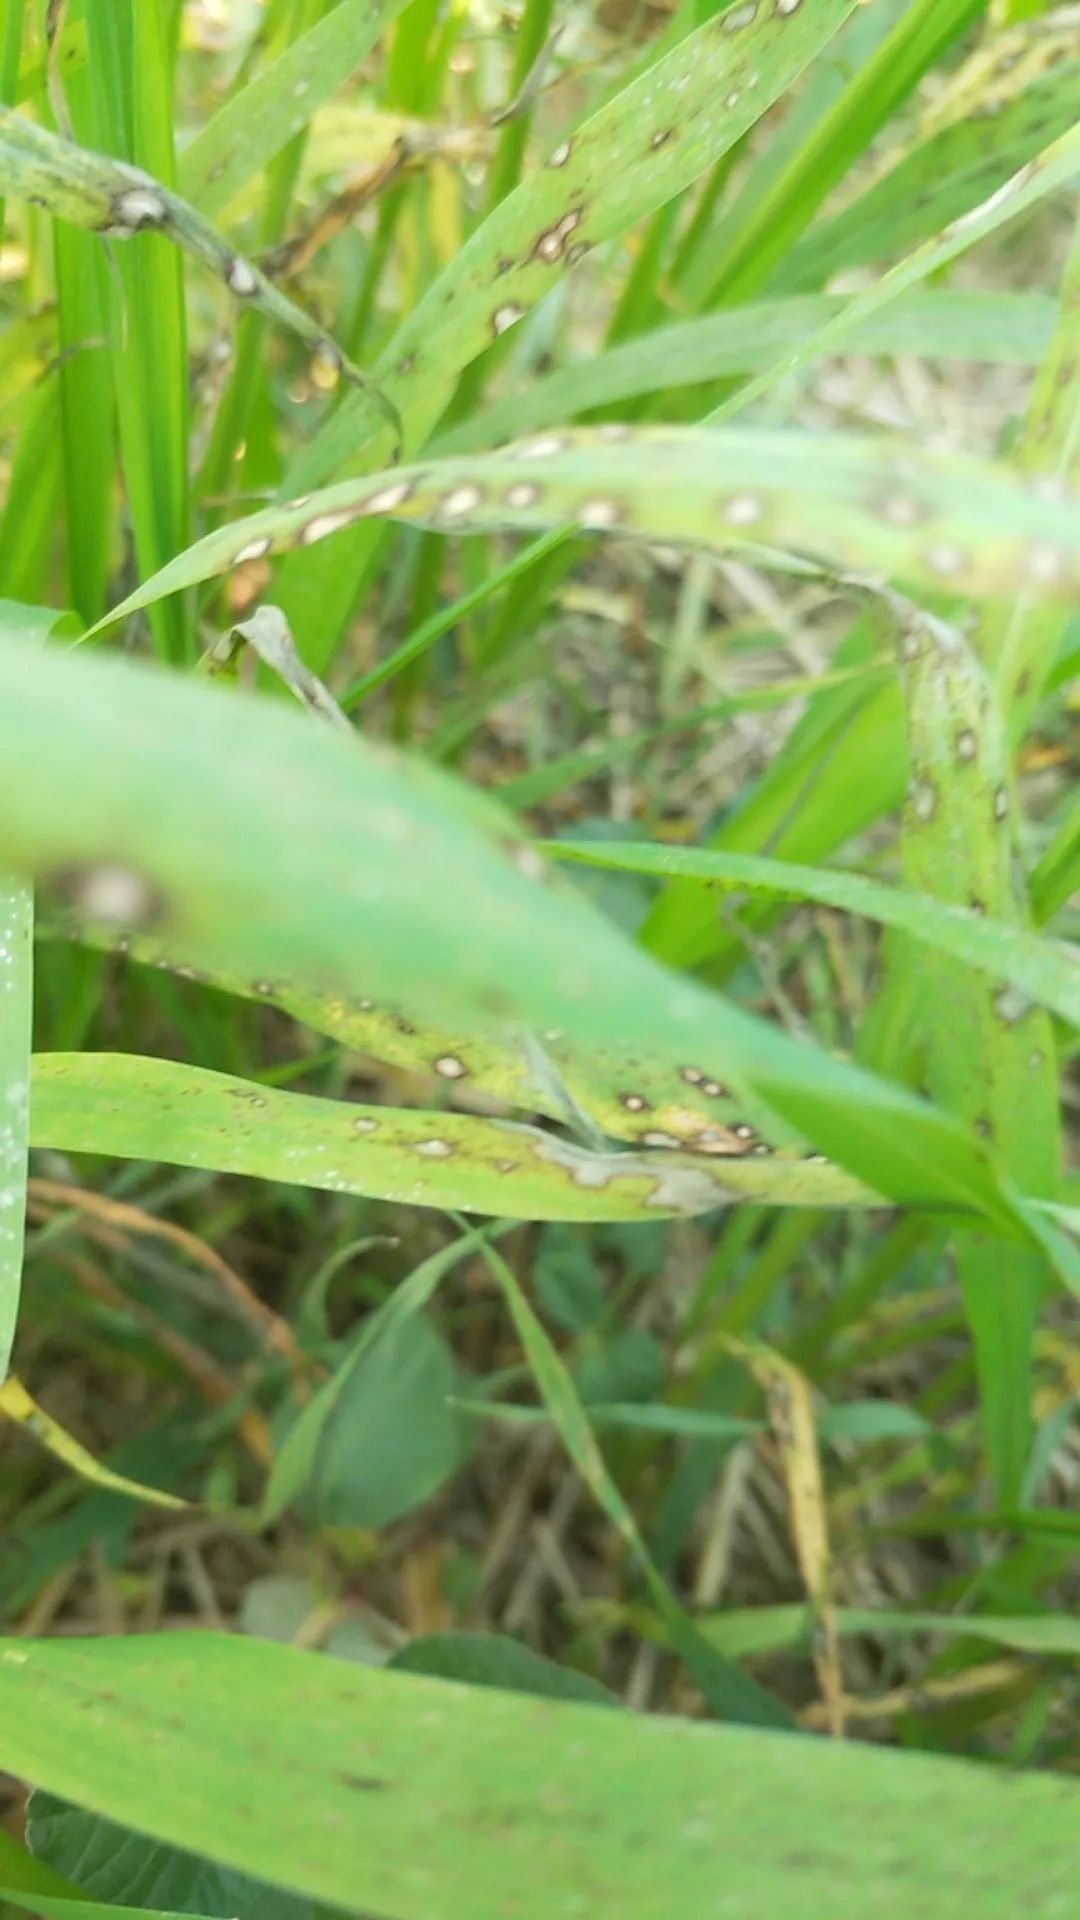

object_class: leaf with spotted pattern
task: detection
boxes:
[892,589,1061,1504]
[0,104,399,440]
[268,0,861,663]
[0,628,1058,1243]
[28,1052,876,1224]
[88,427,1080,633]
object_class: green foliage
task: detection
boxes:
[0,0,1078,1912]
[27,1795,307,1920]
[1,1632,1079,1919]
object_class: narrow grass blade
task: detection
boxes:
[692,0,986,308]
[0,632,1049,1239]
[271,0,860,661]
[985,207,1080,724]
[543,842,1080,1030]
[0,382,64,605]
[0,1377,186,1507]
[434,291,1058,456]
[29,1053,875,1221]
[341,528,567,707]
[641,623,906,974]
[78,0,189,659]
[501,660,889,811]
[782,51,1080,291]
[895,597,1060,1502]
[180,0,412,216]
[701,1604,1080,1663]
[52,219,113,625]
[473,1236,789,1726]
[1031,788,1080,927]
[2,1895,200,1920]
[88,427,1080,630]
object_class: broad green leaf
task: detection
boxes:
[270,0,861,661]
[180,0,411,216]
[543,841,1080,1030]
[713,117,1080,427]
[27,1795,308,1920]
[533,1223,605,1331]
[388,1632,619,1709]
[264,1226,498,1522]
[0,104,397,433]
[89,427,1080,630]
[240,1574,389,1665]
[2,1632,1080,1918]
[895,596,1060,1501]
[573,1328,664,1408]
[434,291,1059,456]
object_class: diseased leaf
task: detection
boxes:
[29,1053,875,1222]
[281,0,862,490]
[90,427,1080,630]
[0,104,398,433]
[280,1309,468,1529]
[269,0,862,661]
[544,841,1080,1030]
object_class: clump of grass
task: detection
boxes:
[0,1,1078,1914]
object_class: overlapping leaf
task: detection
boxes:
[88,427,1080,631]
[0,632,1053,1239]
